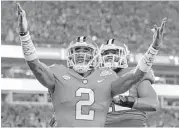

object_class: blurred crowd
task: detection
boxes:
[1,1,179,55]
[1,103,53,127]
[1,102,179,127]
[147,109,179,127]
[1,66,35,79]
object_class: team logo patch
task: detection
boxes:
[62,75,70,80]
[82,79,88,84]
[100,70,112,77]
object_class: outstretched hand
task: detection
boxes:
[151,17,167,49]
[17,3,28,33]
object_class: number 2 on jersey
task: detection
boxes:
[76,88,94,120]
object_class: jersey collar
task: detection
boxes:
[68,68,96,80]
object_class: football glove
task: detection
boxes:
[112,95,136,108]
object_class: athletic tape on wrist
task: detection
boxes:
[20,32,38,61]
[138,45,158,72]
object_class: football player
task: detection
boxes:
[17,3,166,127]
[99,39,159,127]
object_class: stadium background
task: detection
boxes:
[1,1,179,127]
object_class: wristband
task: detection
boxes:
[138,45,158,72]
[19,32,38,61]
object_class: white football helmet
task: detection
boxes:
[67,36,99,73]
[99,39,130,69]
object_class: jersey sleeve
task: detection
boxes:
[48,64,67,93]
[49,64,66,75]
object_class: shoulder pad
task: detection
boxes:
[49,64,67,74]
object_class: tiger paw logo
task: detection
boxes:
[62,75,70,80]
[100,70,112,77]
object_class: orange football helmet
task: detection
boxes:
[99,39,130,69]
[67,36,99,73]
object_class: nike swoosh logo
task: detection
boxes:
[97,79,104,83]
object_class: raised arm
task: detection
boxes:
[17,3,55,90]
[111,18,167,96]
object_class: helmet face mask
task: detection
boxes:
[67,37,98,73]
[100,39,129,69]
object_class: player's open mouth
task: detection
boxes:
[77,57,84,63]
[105,57,113,62]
